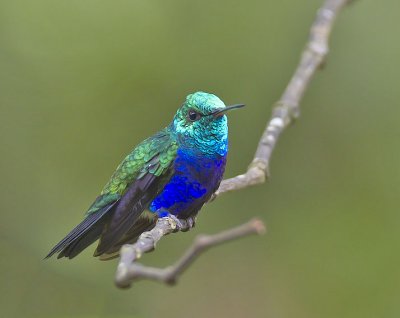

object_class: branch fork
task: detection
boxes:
[115,218,265,288]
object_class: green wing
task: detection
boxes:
[86,128,178,215]
[46,128,177,259]
[93,128,178,255]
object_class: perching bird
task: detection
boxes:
[46,91,244,260]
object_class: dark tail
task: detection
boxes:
[45,204,114,259]
[95,213,156,260]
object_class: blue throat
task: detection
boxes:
[171,115,229,158]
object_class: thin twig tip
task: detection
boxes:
[250,218,267,235]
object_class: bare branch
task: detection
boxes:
[115,218,265,288]
[115,0,352,288]
[214,0,351,198]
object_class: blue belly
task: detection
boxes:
[149,149,227,218]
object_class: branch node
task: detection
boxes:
[249,158,269,179]
[164,270,178,285]
[273,101,300,125]
[194,235,211,249]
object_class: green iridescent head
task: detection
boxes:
[172,91,244,156]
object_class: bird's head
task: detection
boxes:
[172,91,244,156]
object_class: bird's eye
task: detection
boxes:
[188,109,202,122]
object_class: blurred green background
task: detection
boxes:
[1,0,399,317]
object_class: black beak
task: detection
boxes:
[212,104,245,117]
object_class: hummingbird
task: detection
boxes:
[46,91,244,260]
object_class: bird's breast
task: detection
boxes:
[149,149,227,218]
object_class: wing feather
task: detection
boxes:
[46,128,177,259]
[95,131,177,255]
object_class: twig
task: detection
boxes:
[115,218,265,288]
[214,0,350,198]
[115,0,352,288]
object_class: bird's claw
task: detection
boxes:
[167,214,184,230]
[186,216,196,229]
[178,216,196,232]
[161,213,196,232]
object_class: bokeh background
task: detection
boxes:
[1,0,399,317]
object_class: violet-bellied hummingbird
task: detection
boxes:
[46,91,244,260]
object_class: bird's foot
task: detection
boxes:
[183,216,196,231]
[167,214,185,230]
[157,211,196,232]
[169,215,196,232]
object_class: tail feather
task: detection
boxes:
[57,219,106,259]
[45,203,115,259]
[95,213,157,260]
[94,173,158,256]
